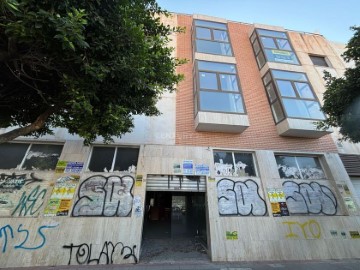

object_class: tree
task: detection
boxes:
[0,0,184,144]
[318,26,360,143]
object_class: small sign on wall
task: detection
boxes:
[268,188,289,217]
[135,175,143,187]
[226,231,238,240]
[349,231,360,239]
[195,164,210,176]
[183,160,194,175]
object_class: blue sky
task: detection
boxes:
[157,0,359,43]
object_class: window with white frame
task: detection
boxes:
[88,146,139,173]
[213,151,256,177]
[275,155,326,179]
[194,20,233,56]
[0,143,63,170]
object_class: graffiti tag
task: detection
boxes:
[282,219,321,239]
[217,178,267,216]
[72,175,134,217]
[63,241,138,265]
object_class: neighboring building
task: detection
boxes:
[0,13,359,267]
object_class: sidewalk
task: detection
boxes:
[3,259,360,270]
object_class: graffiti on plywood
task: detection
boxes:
[217,178,267,216]
[282,181,337,215]
[63,241,137,265]
[72,175,134,217]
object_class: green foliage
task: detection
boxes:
[318,26,360,143]
[0,0,184,144]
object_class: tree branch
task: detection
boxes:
[0,107,57,144]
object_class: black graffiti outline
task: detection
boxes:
[0,173,43,192]
[71,175,134,217]
[282,181,338,216]
[217,178,267,216]
[63,241,138,265]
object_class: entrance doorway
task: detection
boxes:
[143,191,207,241]
[141,191,208,262]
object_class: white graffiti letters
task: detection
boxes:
[282,181,337,215]
[72,175,134,217]
[217,178,267,216]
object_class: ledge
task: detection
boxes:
[195,111,249,133]
[276,118,333,138]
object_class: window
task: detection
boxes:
[88,146,139,172]
[0,143,63,170]
[214,151,256,177]
[262,70,325,122]
[196,61,245,113]
[275,155,326,180]
[309,55,329,67]
[194,20,232,56]
[250,29,299,68]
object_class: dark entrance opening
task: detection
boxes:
[141,191,208,262]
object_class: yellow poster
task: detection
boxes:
[43,176,79,217]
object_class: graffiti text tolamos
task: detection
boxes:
[72,175,134,217]
[283,181,337,215]
[0,223,58,253]
[63,241,138,265]
[282,219,321,239]
[217,178,267,216]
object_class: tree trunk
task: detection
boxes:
[0,107,56,144]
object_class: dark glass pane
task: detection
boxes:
[271,101,285,123]
[234,153,256,177]
[282,99,325,120]
[213,29,229,42]
[0,143,29,169]
[196,40,232,56]
[294,82,315,99]
[23,144,63,170]
[250,32,256,43]
[266,83,277,102]
[310,56,328,67]
[296,157,325,179]
[114,148,139,172]
[257,29,287,38]
[199,72,218,90]
[277,80,296,97]
[275,155,301,179]
[262,72,272,85]
[88,147,115,172]
[196,27,211,39]
[261,36,277,49]
[276,39,291,50]
[253,39,260,54]
[199,91,244,113]
[194,20,227,30]
[198,61,236,73]
[264,49,299,64]
[220,74,238,91]
[272,70,307,81]
[213,151,234,176]
[256,51,266,68]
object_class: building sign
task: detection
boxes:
[65,162,84,173]
[195,164,210,176]
[182,160,194,175]
[268,188,289,217]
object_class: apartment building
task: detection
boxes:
[0,13,359,267]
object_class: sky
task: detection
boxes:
[156,0,359,43]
